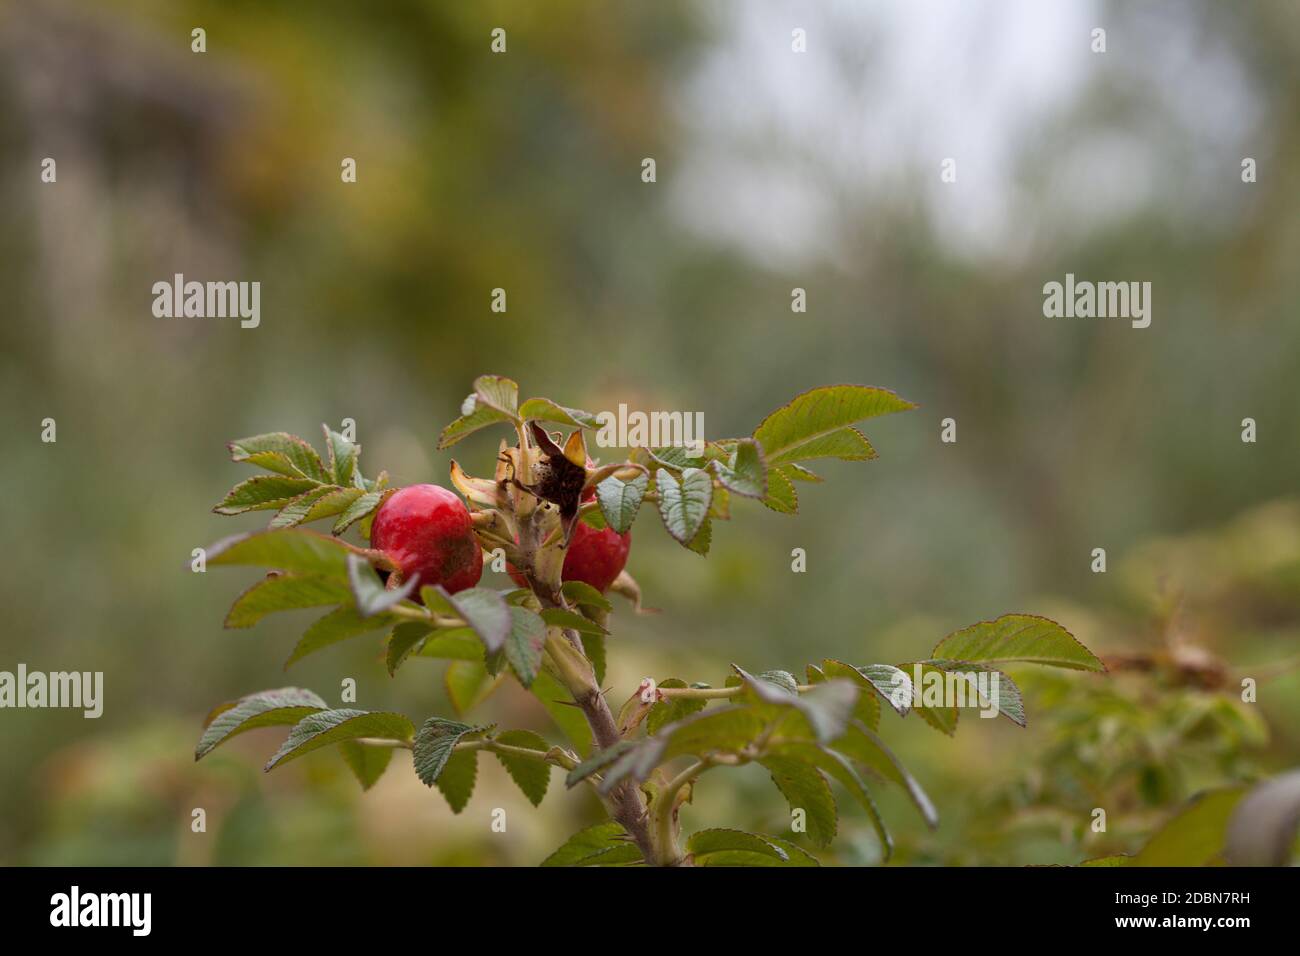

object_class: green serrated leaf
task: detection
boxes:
[756,670,799,694]
[224,574,351,629]
[438,404,511,450]
[195,687,327,760]
[823,660,911,720]
[286,606,395,668]
[816,661,882,729]
[504,607,546,687]
[1134,787,1248,866]
[269,486,349,529]
[759,755,837,849]
[924,660,1026,726]
[435,749,478,813]
[474,374,520,418]
[710,438,767,499]
[333,490,386,535]
[541,822,642,867]
[686,517,712,555]
[753,384,914,466]
[338,740,394,791]
[214,475,319,515]
[346,553,418,618]
[494,729,552,806]
[781,463,823,483]
[761,465,798,514]
[656,467,712,546]
[687,828,819,867]
[540,607,608,636]
[386,621,433,675]
[733,666,857,743]
[595,473,648,534]
[412,716,484,786]
[323,426,358,486]
[646,679,708,735]
[298,486,365,523]
[909,662,959,735]
[417,628,489,661]
[445,659,492,715]
[518,398,601,429]
[206,528,355,579]
[658,706,767,763]
[931,614,1105,672]
[228,432,329,482]
[433,586,511,654]
[265,709,414,771]
[766,743,892,857]
[835,721,939,829]
[561,580,613,613]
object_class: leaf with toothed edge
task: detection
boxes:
[224,574,351,629]
[426,586,510,654]
[752,384,915,466]
[385,621,433,675]
[504,607,546,687]
[518,398,601,429]
[265,709,414,771]
[709,438,767,499]
[195,687,328,760]
[596,473,648,534]
[346,553,418,618]
[687,828,820,867]
[541,822,642,867]
[338,740,393,791]
[834,721,939,829]
[473,374,521,419]
[333,489,388,534]
[205,528,355,579]
[323,426,358,486]
[438,402,511,450]
[228,432,329,482]
[435,749,478,813]
[761,465,798,514]
[759,755,837,848]
[412,716,487,786]
[930,614,1105,672]
[493,729,552,806]
[214,475,318,515]
[285,605,396,668]
[655,467,712,546]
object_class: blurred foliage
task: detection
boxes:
[2,0,1298,864]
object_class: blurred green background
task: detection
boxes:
[1,0,1298,865]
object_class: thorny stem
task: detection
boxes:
[505,437,660,865]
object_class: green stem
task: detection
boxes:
[656,684,816,701]
[650,758,714,866]
[455,738,579,771]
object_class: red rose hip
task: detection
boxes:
[370,484,482,594]
[562,521,631,594]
